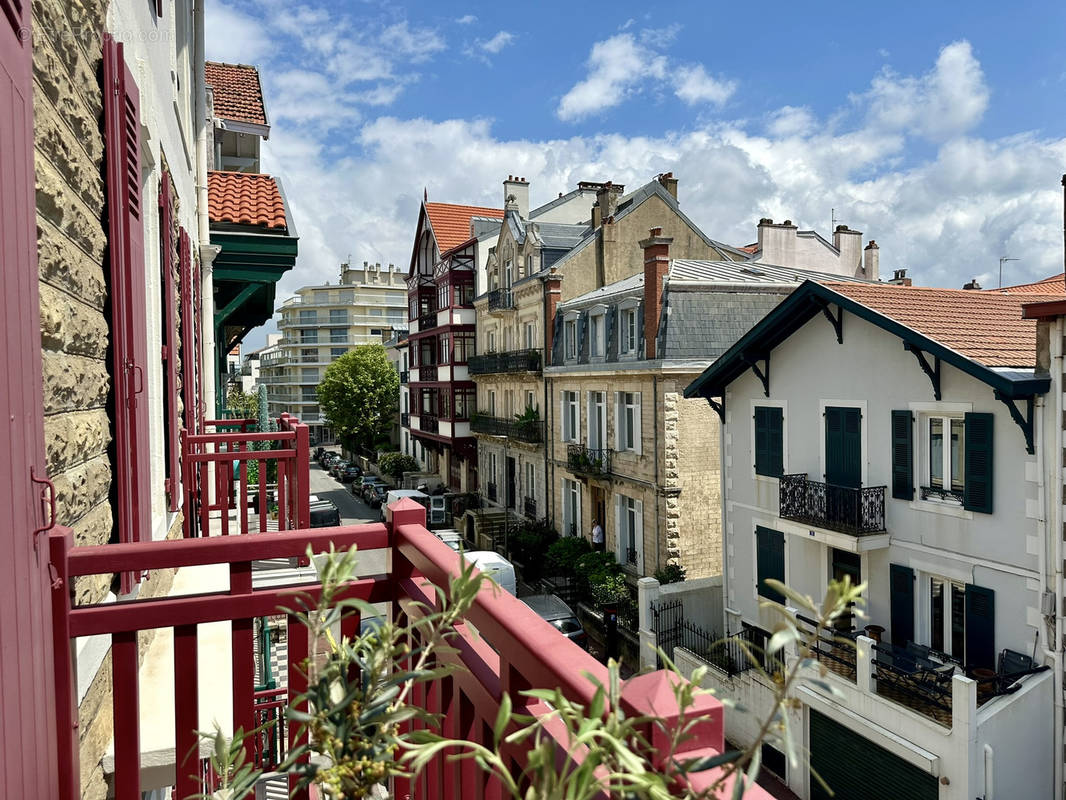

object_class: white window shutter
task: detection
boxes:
[635,499,644,572]
[614,392,622,450]
[615,494,623,561]
[634,394,643,455]
[559,391,566,441]
[576,484,582,536]
[576,393,582,443]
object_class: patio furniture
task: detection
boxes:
[864,624,885,643]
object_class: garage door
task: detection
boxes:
[809,710,937,800]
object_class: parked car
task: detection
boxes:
[320,452,340,469]
[521,594,587,649]
[314,446,325,460]
[309,499,341,528]
[329,460,349,479]
[380,488,430,521]
[357,474,384,494]
[464,551,516,595]
[362,478,388,503]
[340,464,362,483]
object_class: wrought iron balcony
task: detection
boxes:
[467,348,542,375]
[779,473,886,535]
[523,496,537,519]
[418,364,438,382]
[419,414,439,433]
[470,413,544,444]
[487,287,514,312]
[566,444,612,477]
[418,311,437,331]
[400,412,410,428]
[399,369,409,383]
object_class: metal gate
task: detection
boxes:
[651,598,683,667]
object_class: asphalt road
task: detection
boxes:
[309,454,379,524]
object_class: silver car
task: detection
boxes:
[521,594,587,650]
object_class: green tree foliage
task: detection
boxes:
[378,451,420,482]
[226,385,259,420]
[316,345,399,450]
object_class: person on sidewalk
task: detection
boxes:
[591,519,605,552]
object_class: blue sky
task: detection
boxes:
[206,0,1066,349]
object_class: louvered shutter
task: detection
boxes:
[605,305,618,361]
[965,584,995,670]
[104,36,149,572]
[891,410,914,500]
[160,172,181,511]
[550,312,564,366]
[614,392,622,450]
[180,229,196,433]
[633,499,644,572]
[577,311,589,363]
[755,526,784,604]
[754,407,783,477]
[963,412,993,513]
[632,393,642,456]
[889,564,914,647]
[194,255,205,430]
[636,300,645,357]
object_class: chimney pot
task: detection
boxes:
[783,220,793,226]
[759,218,773,225]
[836,224,849,232]
[640,230,673,360]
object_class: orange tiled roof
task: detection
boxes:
[205,62,267,126]
[994,273,1066,294]
[425,202,503,253]
[208,171,286,230]
[825,282,1065,367]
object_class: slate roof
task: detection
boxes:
[825,282,1063,368]
[205,62,267,126]
[670,259,875,285]
[660,291,786,361]
[207,171,286,230]
[425,202,503,253]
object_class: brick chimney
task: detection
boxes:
[657,172,678,201]
[640,227,673,359]
[503,175,529,219]
[863,240,880,280]
[543,267,562,356]
[888,268,912,286]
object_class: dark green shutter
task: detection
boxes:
[965,584,995,670]
[754,407,782,477]
[756,526,784,604]
[891,410,914,500]
[826,407,861,488]
[964,412,994,513]
[889,564,914,647]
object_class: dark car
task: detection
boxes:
[320,452,339,469]
[309,500,341,528]
[521,594,587,649]
[366,484,388,509]
[361,478,388,503]
[340,464,362,483]
[329,460,349,479]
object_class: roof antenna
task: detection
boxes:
[831,207,837,233]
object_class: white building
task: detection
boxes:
[684,280,1059,800]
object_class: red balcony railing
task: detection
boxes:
[47,419,771,800]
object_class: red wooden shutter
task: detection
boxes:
[1,4,62,796]
[160,171,181,511]
[104,36,150,571]
[180,228,196,433]
[194,256,205,431]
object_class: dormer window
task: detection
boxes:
[564,318,577,360]
[590,307,606,359]
[618,299,640,356]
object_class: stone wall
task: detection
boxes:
[669,391,723,579]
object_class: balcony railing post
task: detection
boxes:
[174,624,200,800]
[49,529,79,800]
[287,612,310,800]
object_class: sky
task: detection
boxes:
[205,0,1066,351]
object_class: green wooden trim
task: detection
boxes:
[214,283,261,328]
[685,280,1050,402]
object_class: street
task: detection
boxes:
[309,453,378,524]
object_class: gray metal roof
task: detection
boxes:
[534,221,589,249]
[660,290,787,361]
[669,259,876,285]
[558,273,644,309]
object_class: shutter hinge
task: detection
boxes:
[161,344,169,361]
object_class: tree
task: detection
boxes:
[316,345,399,450]
[379,451,419,482]
[226,385,259,419]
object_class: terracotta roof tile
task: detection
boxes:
[993,273,1065,294]
[205,62,267,126]
[208,171,286,230]
[824,282,1065,367]
[425,202,503,253]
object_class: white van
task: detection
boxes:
[433,529,462,551]
[464,551,516,596]
[382,488,430,521]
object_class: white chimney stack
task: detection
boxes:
[503,175,529,219]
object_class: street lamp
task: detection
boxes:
[999,257,1019,289]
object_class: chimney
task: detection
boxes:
[595,181,623,222]
[756,218,797,266]
[863,240,880,280]
[591,201,602,229]
[657,171,678,201]
[543,268,562,357]
[833,224,863,277]
[640,227,673,359]
[503,175,529,219]
[962,278,982,290]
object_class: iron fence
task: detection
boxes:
[488,288,514,311]
[567,444,612,477]
[467,349,542,375]
[651,599,781,676]
[470,414,545,443]
[779,473,885,534]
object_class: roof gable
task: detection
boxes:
[424,202,503,254]
[205,62,267,127]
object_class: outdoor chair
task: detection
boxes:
[995,648,1036,692]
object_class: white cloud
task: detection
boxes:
[557,33,667,121]
[673,64,736,106]
[557,28,733,120]
[481,31,515,54]
[381,20,446,63]
[456,14,477,25]
[860,40,989,141]
[205,1,270,63]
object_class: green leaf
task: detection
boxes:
[493,692,513,746]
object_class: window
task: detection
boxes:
[754,406,783,477]
[525,462,535,501]
[301,387,317,401]
[590,312,605,358]
[300,330,318,344]
[620,308,638,354]
[526,254,534,276]
[330,347,345,359]
[453,281,474,306]
[561,391,580,442]
[489,452,498,488]
[300,309,316,324]
[454,333,474,363]
[564,319,577,359]
[402,352,408,370]
[488,390,496,416]
[615,392,641,454]
[370,308,383,316]
[301,367,318,382]
[505,259,513,288]
[925,577,995,668]
[370,328,382,337]
[388,308,404,320]
[329,328,346,343]
[439,391,452,419]
[616,495,643,570]
[329,309,347,324]
[588,391,606,450]
[755,526,785,604]
[925,416,964,502]
[314,291,329,304]
[454,389,475,420]
[439,334,451,364]
[525,390,536,413]
[915,411,993,512]
[523,322,536,350]
[487,331,496,352]
[562,478,581,537]
[339,290,354,303]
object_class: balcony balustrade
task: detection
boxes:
[487,287,514,312]
[470,413,545,444]
[400,412,410,428]
[566,443,612,477]
[418,364,438,382]
[523,496,537,519]
[779,473,886,535]
[467,348,542,375]
[418,311,437,331]
[419,414,439,433]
